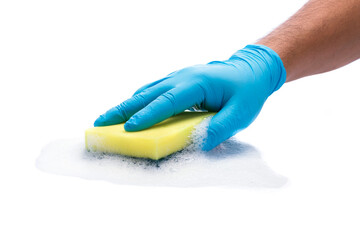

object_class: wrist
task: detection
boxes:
[229,44,287,95]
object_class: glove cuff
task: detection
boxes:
[230,44,287,95]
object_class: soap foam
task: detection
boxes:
[36,117,287,188]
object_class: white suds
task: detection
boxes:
[36,118,287,188]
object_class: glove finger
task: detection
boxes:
[132,71,178,96]
[94,84,171,127]
[202,99,247,151]
[124,83,205,131]
[132,79,165,96]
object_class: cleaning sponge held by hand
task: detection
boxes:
[94,45,286,151]
[85,112,214,160]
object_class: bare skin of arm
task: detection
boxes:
[257,0,360,82]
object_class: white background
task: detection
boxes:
[1,0,360,239]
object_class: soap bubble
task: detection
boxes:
[36,117,287,188]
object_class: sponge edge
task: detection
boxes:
[85,112,215,160]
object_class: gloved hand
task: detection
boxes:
[94,44,286,150]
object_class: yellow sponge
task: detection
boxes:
[85,112,214,160]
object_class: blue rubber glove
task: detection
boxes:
[94,44,286,151]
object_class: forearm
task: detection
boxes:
[257,0,360,82]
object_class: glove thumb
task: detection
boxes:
[202,102,244,151]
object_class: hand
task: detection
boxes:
[94,45,286,150]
